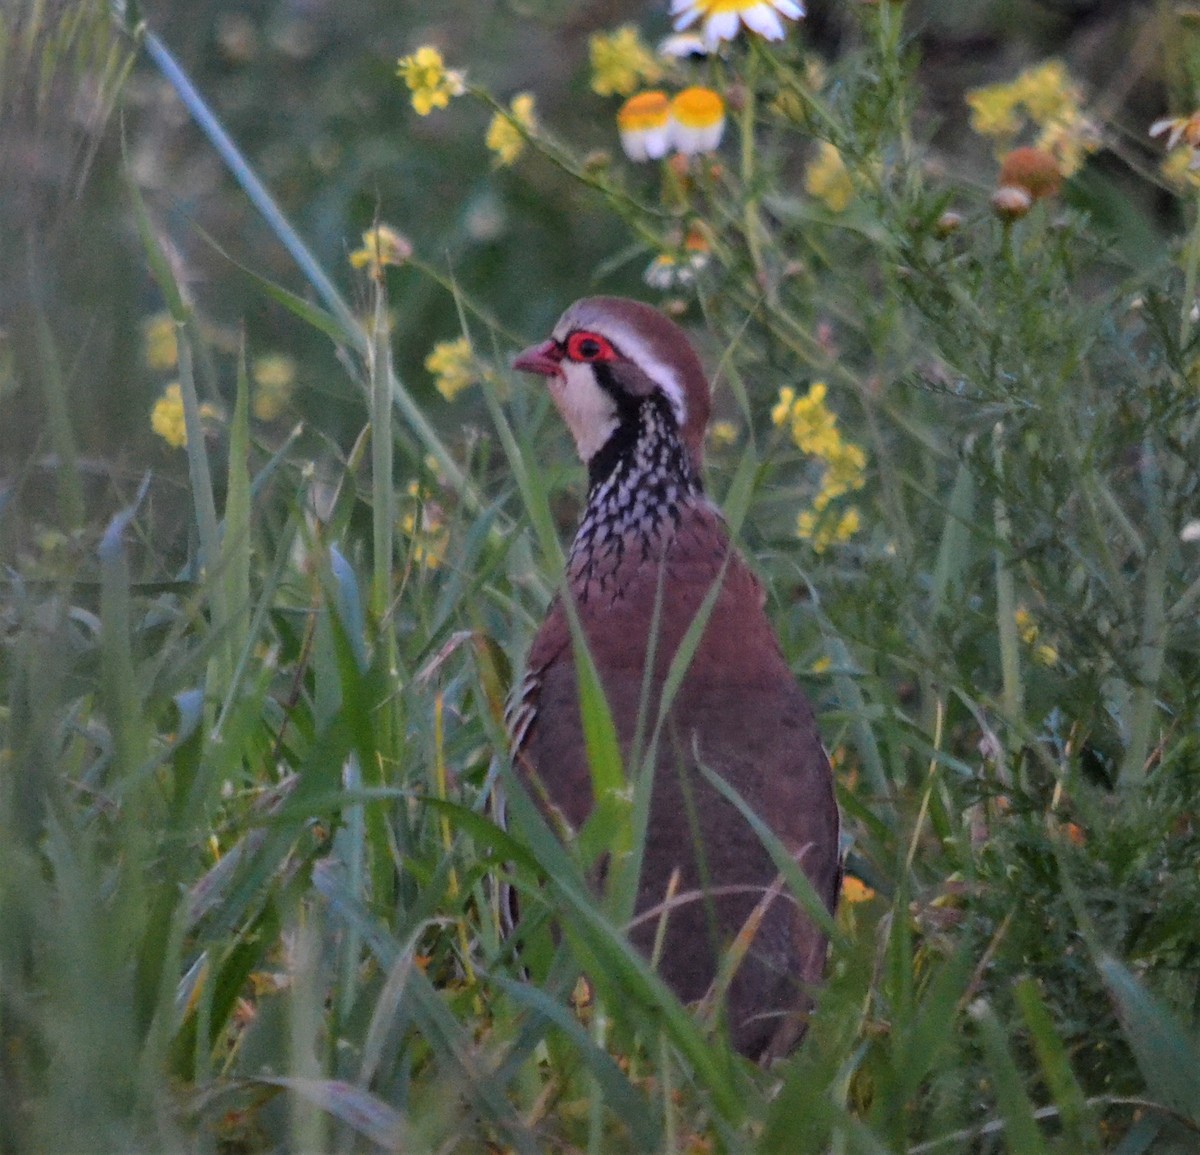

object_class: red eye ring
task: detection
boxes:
[565,331,617,362]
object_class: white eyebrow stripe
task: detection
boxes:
[610,328,688,426]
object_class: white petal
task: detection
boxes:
[643,125,671,160]
[644,258,676,289]
[619,129,650,162]
[658,32,708,58]
[703,10,740,47]
[772,0,806,18]
[672,2,700,31]
[671,119,724,155]
[697,121,725,151]
[741,4,786,40]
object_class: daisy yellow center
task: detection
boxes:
[671,87,724,129]
[697,0,760,11]
[618,91,670,131]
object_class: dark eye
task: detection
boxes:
[566,331,616,362]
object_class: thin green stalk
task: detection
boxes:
[177,331,222,581]
[992,425,1023,726]
[369,280,395,624]
[1118,543,1168,789]
[739,46,768,291]
[30,292,85,530]
[1179,193,1200,349]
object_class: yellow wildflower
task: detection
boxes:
[966,60,1097,177]
[251,353,296,422]
[708,420,738,447]
[486,93,537,167]
[151,384,187,449]
[589,25,663,98]
[811,655,832,674]
[1014,605,1038,645]
[396,46,465,116]
[841,876,876,904]
[1036,114,1100,178]
[143,312,178,371]
[774,382,866,551]
[822,440,867,499]
[150,383,220,449]
[965,85,1021,139]
[1034,643,1059,667]
[349,224,413,278]
[400,480,448,569]
[796,505,862,553]
[804,141,854,213]
[1014,606,1059,665]
[770,386,796,428]
[1011,60,1073,124]
[425,337,475,401]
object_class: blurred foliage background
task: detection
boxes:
[0,0,1179,528]
[3,1,1200,1151]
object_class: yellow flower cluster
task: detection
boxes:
[251,353,296,422]
[965,60,1099,176]
[349,224,413,278]
[589,25,662,98]
[425,336,475,401]
[400,480,448,569]
[804,141,854,213]
[396,46,465,116]
[143,312,178,371]
[772,382,866,552]
[708,419,738,448]
[150,383,221,450]
[1014,606,1059,667]
[486,93,537,167]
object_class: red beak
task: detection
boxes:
[513,339,562,377]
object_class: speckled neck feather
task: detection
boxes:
[567,390,703,600]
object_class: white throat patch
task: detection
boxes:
[549,360,619,462]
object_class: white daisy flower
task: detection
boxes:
[669,87,726,156]
[617,91,672,161]
[670,0,805,51]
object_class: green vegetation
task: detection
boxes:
[2,1,1199,1150]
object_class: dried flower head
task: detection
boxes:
[990,185,1033,221]
[998,146,1062,200]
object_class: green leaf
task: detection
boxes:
[1096,953,1200,1123]
[970,999,1052,1155]
[1013,976,1102,1152]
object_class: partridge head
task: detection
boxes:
[511,297,840,1060]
